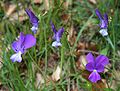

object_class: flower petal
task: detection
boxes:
[104,13,108,25]
[25,9,39,26]
[23,34,36,49]
[86,53,94,63]
[11,32,25,53]
[88,71,101,83]
[95,55,109,66]
[31,26,38,34]
[56,27,64,41]
[99,28,108,37]
[86,62,95,72]
[50,21,57,34]
[52,41,62,47]
[95,9,103,20]
[95,64,104,72]
[100,20,107,29]
[12,41,21,53]
[19,32,25,43]
[10,51,22,62]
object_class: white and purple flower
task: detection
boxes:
[85,53,109,83]
[10,32,36,62]
[50,21,64,47]
[95,9,108,37]
[25,9,39,34]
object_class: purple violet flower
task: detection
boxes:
[25,9,39,34]
[50,21,64,47]
[95,9,108,36]
[85,53,109,83]
[10,32,36,62]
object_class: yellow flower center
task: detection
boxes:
[93,69,97,72]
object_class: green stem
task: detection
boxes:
[106,36,115,51]
[44,25,47,74]
[27,52,46,79]
[60,46,64,69]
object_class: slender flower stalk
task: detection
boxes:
[85,53,109,83]
[50,21,64,47]
[25,9,39,34]
[10,32,36,62]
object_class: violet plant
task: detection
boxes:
[85,53,109,83]
[25,9,39,34]
[10,32,36,62]
[95,9,115,50]
[95,9,108,37]
[50,21,64,47]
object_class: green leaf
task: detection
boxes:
[100,47,108,55]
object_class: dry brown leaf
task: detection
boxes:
[75,42,98,58]
[35,73,45,88]
[76,55,87,70]
[89,0,97,4]
[77,42,86,50]
[77,42,97,52]
[81,70,90,80]
[0,85,9,91]
[48,53,59,69]
[110,70,120,90]
[88,42,97,51]
[44,0,49,9]
[72,88,78,91]
[63,1,72,9]
[67,24,76,46]
[92,80,106,91]
[61,13,69,23]
[114,69,120,81]
[52,65,61,81]
[63,2,69,9]
[34,0,43,4]
[71,80,78,91]
[44,0,52,10]
[5,4,16,17]
[9,9,27,22]
[45,75,53,86]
